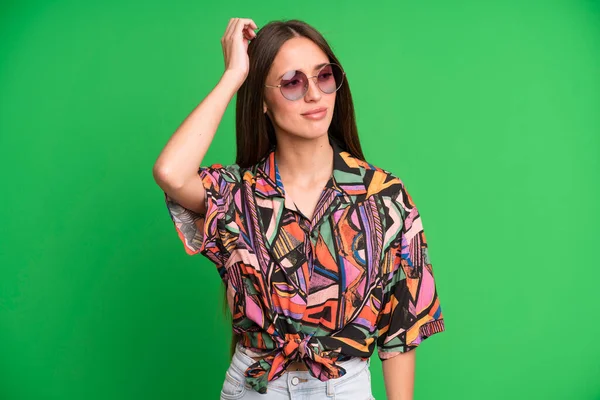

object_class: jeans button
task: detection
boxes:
[291,376,300,386]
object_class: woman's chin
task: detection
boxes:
[296,120,332,138]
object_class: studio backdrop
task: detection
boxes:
[1,0,599,399]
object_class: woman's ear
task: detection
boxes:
[263,101,267,114]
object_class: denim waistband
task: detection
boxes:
[231,342,370,393]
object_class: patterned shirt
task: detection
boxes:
[163,136,445,394]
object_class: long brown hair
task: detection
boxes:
[222,19,366,359]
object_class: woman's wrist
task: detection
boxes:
[221,69,246,92]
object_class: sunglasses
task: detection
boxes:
[265,63,346,101]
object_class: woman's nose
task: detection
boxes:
[304,77,322,100]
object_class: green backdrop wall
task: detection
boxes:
[1,0,599,399]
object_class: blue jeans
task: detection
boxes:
[220,342,376,399]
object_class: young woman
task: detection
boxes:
[153,18,445,400]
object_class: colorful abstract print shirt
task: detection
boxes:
[163,137,445,394]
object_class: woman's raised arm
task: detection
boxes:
[152,18,257,214]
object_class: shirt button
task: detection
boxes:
[291,376,300,386]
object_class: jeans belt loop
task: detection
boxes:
[326,379,334,396]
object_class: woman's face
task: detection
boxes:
[263,37,337,140]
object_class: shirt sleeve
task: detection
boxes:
[376,183,445,360]
[163,163,240,268]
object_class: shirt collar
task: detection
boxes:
[254,136,367,199]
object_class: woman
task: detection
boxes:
[153,18,445,400]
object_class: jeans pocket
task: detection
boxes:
[220,368,247,400]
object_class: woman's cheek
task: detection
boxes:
[278,108,300,127]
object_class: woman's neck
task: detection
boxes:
[273,134,334,185]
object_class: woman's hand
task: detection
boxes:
[221,17,257,86]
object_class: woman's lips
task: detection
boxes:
[301,108,327,120]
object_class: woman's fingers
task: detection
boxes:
[234,18,257,39]
[223,18,236,40]
[230,18,242,42]
[243,25,256,41]
[223,18,257,42]
[226,18,240,42]
[220,17,257,79]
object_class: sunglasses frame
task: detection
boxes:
[264,62,346,101]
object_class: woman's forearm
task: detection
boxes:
[153,69,244,188]
[381,350,416,400]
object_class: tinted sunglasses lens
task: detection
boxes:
[280,70,308,100]
[318,64,344,94]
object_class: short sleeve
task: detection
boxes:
[376,184,445,360]
[163,163,240,268]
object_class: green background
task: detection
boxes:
[1,0,599,399]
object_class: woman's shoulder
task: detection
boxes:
[350,156,408,198]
